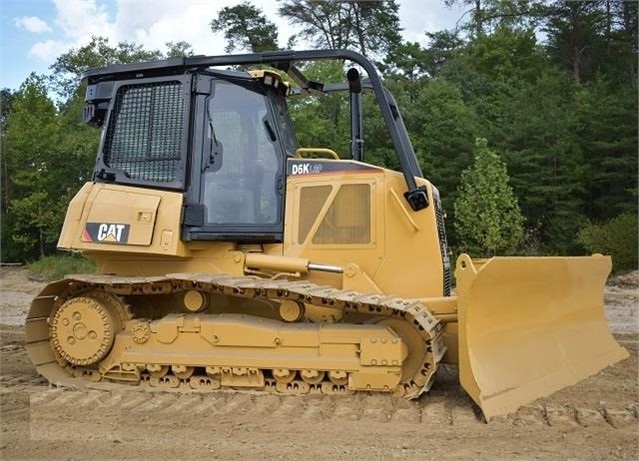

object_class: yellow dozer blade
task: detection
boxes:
[455,253,629,419]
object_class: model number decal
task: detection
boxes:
[287,160,381,176]
[83,223,131,244]
[290,163,323,175]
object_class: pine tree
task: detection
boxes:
[454,138,525,256]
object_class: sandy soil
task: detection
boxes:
[1,267,637,461]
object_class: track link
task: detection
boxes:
[25,273,445,398]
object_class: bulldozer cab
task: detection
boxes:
[81,50,431,244]
[86,67,295,242]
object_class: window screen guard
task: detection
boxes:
[98,76,190,189]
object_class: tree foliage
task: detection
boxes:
[2,0,637,266]
[543,0,638,84]
[165,41,195,58]
[288,61,351,155]
[577,78,638,221]
[445,0,544,37]
[578,213,638,272]
[4,75,67,257]
[383,31,464,80]
[277,0,402,58]
[210,2,279,53]
[1,38,195,261]
[543,1,607,84]
[1,88,16,210]
[49,36,164,100]
[454,138,525,256]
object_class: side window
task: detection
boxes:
[202,81,281,227]
[271,93,297,157]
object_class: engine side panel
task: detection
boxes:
[283,159,446,299]
[58,182,189,258]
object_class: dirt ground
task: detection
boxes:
[1,266,637,461]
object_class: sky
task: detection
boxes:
[0,0,469,92]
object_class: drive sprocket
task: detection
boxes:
[49,291,127,366]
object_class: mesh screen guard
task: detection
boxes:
[298,184,371,245]
[102,81,185,184]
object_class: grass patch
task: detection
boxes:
[27,254,96,281]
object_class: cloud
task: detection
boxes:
[398,1,468,44]
[28,0,234,64]
[28,0,298,65]
[28,39,70,61]
[52,0,116,41]
[120,1,229,54]
[115,0,295,55]
[14,16,52,33]
[28,0,118,64]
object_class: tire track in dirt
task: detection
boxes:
[1,339,637,431]
[14,385,638,429]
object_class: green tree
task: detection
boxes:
[3,75,66,258]
[287,61,350,155]
[577,77,638,220]
[1,88,16,213]
[210,2,279,53]
[0,88,15,128]
[539,1,637,85]
[444,0,544,37]
[383,31,463,80]
[1,88,18,260]
[49,36,164,100]
[435,23,604,254]
[462,25,546,82]
[612,0,638,84]
[382,41,430,81]
[496,69,587,254]
[165,41,195,57]
[542,0,607,84]
[454,138,525,256]
[278,0,402,58]
[578,212,638,272]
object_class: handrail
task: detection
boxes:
[294,148,340,160]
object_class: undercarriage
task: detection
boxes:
[26,274,445,397]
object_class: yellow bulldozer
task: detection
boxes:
[26,49,628,419]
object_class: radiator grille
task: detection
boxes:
[313,184,370,245]
[103,81,184,183]
[433,188,452,296]
[298,186,332,244]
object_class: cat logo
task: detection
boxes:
[82,223,130,244]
